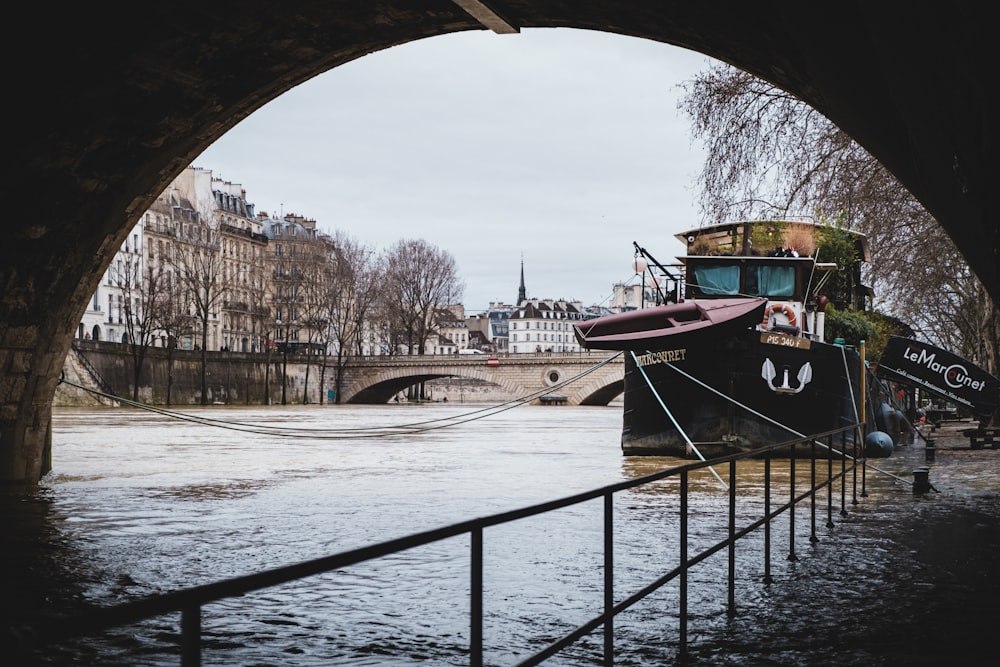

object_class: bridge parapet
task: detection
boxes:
[343,351,619,366]
[338,352,623,405]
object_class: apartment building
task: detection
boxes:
[508,298,584,354]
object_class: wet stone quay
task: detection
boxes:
[688,419,1000,667]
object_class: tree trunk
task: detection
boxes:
[131,345,148,402]
[281,346,288,405]
[263,347,272,405]
[200,318,209,405]
[302,355,311,404]
[166,346,174,406]
[318,351,328,405]
[334,352,345,405]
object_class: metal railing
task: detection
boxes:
[13,423,865,666]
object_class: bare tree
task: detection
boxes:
[380,239,464,355]
[320,231,380,403]
[171,229,227,404]
[247,253,275,404]
[297,236,332,404]
[112,249,167,402]
[678,63,998,374]
[155,268,196,406]
[268,219,329,405]
[271,248,301,405]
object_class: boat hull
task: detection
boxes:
[620,329,863,458]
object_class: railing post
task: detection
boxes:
[728,461,736,616]
[809,439,818,543]
[679,470,688,660]
[181,604,201,667]
[852,426,860,506]
[763,454,773,585]
[826,432,835,529]
[861,426,869,498]
[471,527,483,667]
[840,429,849,516]
[603,492,614,666]
[787,442,798,562]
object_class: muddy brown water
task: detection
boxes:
[3,407,999,666]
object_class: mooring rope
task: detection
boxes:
[655,357,917,488]
[56,352,624,439]
[629,350,728,489]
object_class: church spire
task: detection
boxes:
[517,254,526,305]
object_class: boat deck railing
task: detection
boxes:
[13,423,868,666]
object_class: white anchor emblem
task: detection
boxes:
[761,358,813,394]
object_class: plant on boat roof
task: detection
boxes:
[750,219,789,255]
[815,215,864,310]
[823,305,913,363]
[824,305,877,351]
[689,237,715,255]
[784,227,816,256]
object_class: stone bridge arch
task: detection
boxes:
[1,3,994,489]
[339,363,529,404]
[565,367,626,407]
[336,355,623,405]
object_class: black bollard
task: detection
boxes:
[925,437,936,462]
[913,467,932,494]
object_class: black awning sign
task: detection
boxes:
[876,336,1000,420]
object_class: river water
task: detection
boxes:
[4,403,1000,666]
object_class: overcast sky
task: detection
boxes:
[194,28,716,313]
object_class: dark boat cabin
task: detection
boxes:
[667,219,872,313]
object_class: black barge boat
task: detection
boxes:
[575,220,874,458]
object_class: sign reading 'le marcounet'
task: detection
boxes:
[876,336,1000,420]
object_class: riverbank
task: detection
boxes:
[698,418,1000,666]
[55,341,517,407]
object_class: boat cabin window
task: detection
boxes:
[687,259,802,299]
[693,265,740,295]
[746,265,795,297]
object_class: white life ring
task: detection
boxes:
[762,303,798,330]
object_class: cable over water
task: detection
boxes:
[658,358,921,490]
[57,352,623,439]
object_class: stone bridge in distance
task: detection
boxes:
[338,352,624,405]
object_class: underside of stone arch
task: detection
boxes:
[1,1,994,490]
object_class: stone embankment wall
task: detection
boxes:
[423,377,517,404]
[56,342,335,407]
[54,342,513,407]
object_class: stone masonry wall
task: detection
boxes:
[54,342,519,407]
[55,342,336,407]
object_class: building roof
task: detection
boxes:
[511,299,582,320]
